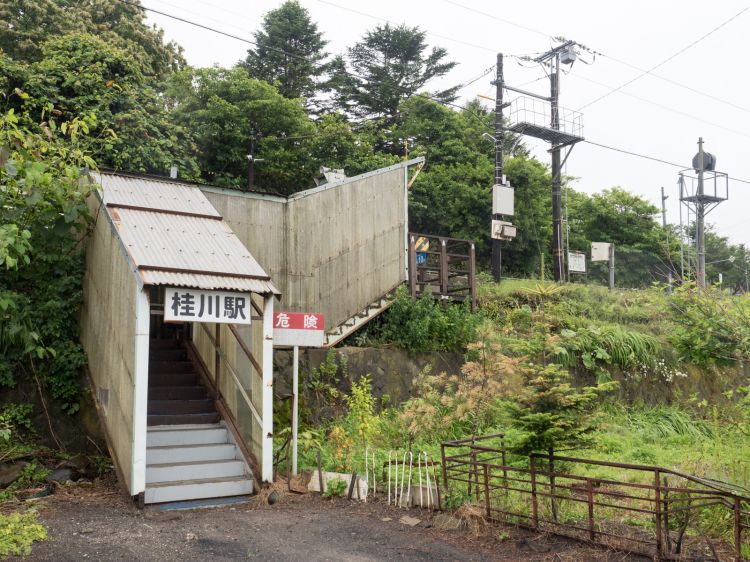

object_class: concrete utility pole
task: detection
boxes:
[696,137,706,289]
[550,53,564,283]
[491,53,504,282]
[246,133,256,192]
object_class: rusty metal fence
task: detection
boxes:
[408,232,476,310]
[441,435,750,561]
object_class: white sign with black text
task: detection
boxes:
[568,252,587,273]
[164,287,252,325]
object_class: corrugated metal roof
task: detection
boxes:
[94,172,279,295]
[139,270,278,294]
[93,171,221,218]
[109,207,278,294]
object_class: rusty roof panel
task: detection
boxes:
[109,207,278,294]
[93,172,221,218]
[139,270,279,294]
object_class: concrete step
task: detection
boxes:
[147,412,220,426]
[147,424,228,447]
[149,361,196,374]
[149,348,188,362]
[148,373,199,387]
[147,442,237,464]
[149,339,183,349]
[147,399,215,415]
[144,475,253,504]
[146,459,246,484]
[148,386,208,401]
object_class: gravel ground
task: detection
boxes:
[10,475,650,562]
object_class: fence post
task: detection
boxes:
[440,444,449,493]
[408,234,417,299]
[735,496,742,562]
[469,241,477,311]
[654,469,663,561]
[483,464,491,519]
[440,238,448,299]
[587,478,595,542]
[530,455,539,529]
[501,439,509,496]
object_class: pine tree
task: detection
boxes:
[243,1,329,104]
[332,23,457,119]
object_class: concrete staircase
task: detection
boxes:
[144,339,253,504]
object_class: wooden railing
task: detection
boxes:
[408,232,476,310]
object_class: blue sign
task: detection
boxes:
[416,252,427,266]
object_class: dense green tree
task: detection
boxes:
[331,23,457,119]
[0,0,183,78]
[243,1,329,104]
[2,34,198,177]
[166,66,317,193]
[0,106,96,414]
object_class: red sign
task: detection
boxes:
[273,312,325,347]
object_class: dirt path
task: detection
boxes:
[11,477,649,562]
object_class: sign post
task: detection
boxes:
[273,312,325,476]
[591,242,615,291]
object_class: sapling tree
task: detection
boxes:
[507,363,616,520]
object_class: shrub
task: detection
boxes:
[0,512,47,557]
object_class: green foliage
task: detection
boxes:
[0,0,184,78]
[323,477,347,499]
[668,284,750,365]
[330,23,457,119]
[0,106,95,415]
[0,512,47,557]
[373,286,480,353]
[166,66,315,193]
[243,1,329,103]
[507,362,616,456]
[0,403,33,442]
[343,376,377,448]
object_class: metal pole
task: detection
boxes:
[292,345,299,476]
[661,186,673,292]
[491,53,504,282]
[696,137,706,289]
[608,243,615,291]
[679,176,685,282]
[551,54,564,282]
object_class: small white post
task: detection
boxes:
[261,294,274,483]
[292,345,299,476]
[131,288,150,496]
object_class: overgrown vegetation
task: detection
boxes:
[0,512,47,557]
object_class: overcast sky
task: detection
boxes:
[142,0,750,248]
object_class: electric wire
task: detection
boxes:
[442,0,750,117]
[577,5,750,111]
[571,73,750,140]
[126,0,750,187]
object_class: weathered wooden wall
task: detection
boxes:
[80,197,140,493]
[202,163,408,331]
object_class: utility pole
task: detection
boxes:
[491,53,504,282]
[550,53,564,283]
[245,124,264,192]
[695,137,706,289]
[661,186,673,292]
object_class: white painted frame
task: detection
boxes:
[131,287,150,496]
[261,294,274,482]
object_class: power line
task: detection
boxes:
[577,6,750,110]
[571,73,750,140]
[313,0,499,54]
[442,0,750,117]
[126,0,750,186]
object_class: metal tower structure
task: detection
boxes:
[678,137,728,289]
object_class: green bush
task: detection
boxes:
[376,286,481,353]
